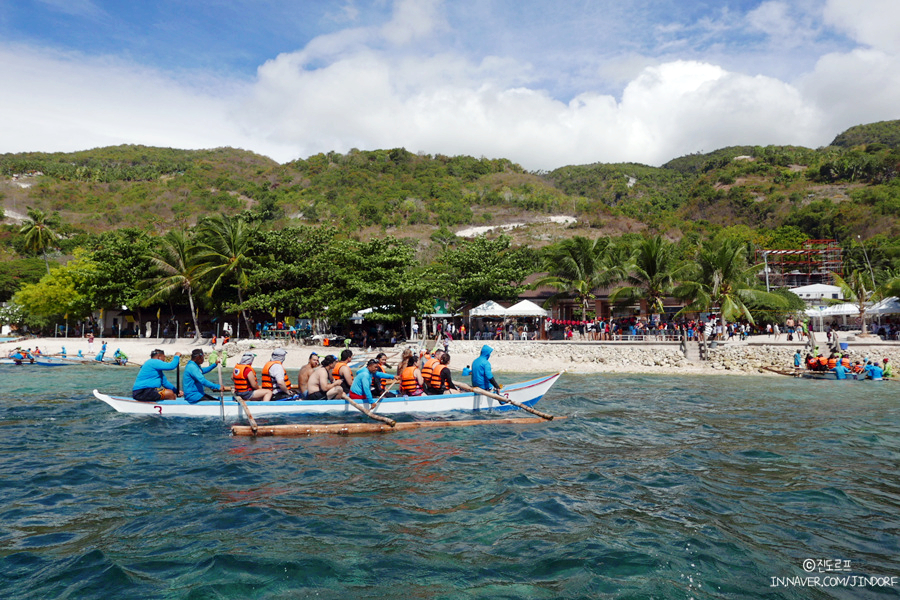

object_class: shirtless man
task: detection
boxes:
[306,355,346,400]
[297,352,319,398]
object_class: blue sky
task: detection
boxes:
[1,0,898,169]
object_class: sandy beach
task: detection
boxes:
[4,334,898,378]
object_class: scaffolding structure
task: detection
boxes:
[757,239,843,288]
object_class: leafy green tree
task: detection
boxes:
[19,207,60,273]
[440,235,534,311]
[0,258,46,302]
[675,239,787,330]
[78,228,154,310]
[610,235,688,317]
[195,215,260,334]
[534,236,624,320]
[142,230,204,342]
[12,253,94,326]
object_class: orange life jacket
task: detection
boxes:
[841,357,850,368]
[332,361,348,381]
[827,357,837,369]
[373,364,387,392]
[400,366,421,394]
[262,361,292,390]
[817,356,827,367]
[421,356,438,383]
[232,363,254,393]
[430,364,446,390]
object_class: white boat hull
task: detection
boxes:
[93,372,562,419]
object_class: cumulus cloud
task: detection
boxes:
[1,0,898,171]
[0,44,293,159]
[823,0,900,54]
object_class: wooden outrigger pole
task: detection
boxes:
[231,416,564,437]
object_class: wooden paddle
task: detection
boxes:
[216,353,225,421]
[233,395,259,433]
[345,395,396,427]
[457,381,554,421]
[370,378,397,413]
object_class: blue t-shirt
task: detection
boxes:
[183,360,221,402]
[132,356,179,392]
[832,364,848,380]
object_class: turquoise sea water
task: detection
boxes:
[1,365,899,599]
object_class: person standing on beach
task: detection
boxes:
[87,333,94,355]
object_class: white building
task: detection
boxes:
[789,284,843,306]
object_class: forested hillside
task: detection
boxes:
[2,120,899,245]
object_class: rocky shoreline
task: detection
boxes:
[3,337,898,376]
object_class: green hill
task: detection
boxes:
[2,121,899,245]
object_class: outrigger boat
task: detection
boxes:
[93,372,562,419]
[0,357,71,367]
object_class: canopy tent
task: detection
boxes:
[806,303,862,317]
[350,306,395,322]
[504,299,549,317]
[469,300,508,317]
[870,296,900,315]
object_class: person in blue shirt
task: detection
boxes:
[832,362,849,380]
[793,349,802,370]
[471,344,501,392]
[348,359,395,402]
[113,348,128,366]
[132,349,183,402]
[183,348,222,403]
[870,362,884,381]
[95,340,107,362]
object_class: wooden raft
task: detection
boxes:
[232,416,564,437]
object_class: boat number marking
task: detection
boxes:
[154,405,162,415]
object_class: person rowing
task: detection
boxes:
[471,344,502,393]
[372,352,396,398]
[261,348,294,400]
[306,355,346,400]
[183,348,222,403]
[426,352,459,395]
[232,352,273,402]
[349,359,396,403]
[132,349,182,401]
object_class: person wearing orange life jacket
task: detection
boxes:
[827,353,838,370]
[399,354,425,396]
[840,354,851,369]
[261,348,294,400]
[331,349,354,393]
[372,352,397,398]
[232,352,273,402]
[420,349,443,389]
[426,353,459,395]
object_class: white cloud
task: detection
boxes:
[0,44,294,160]
[823,0,900,54]
[1,0,898,172]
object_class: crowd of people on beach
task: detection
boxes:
[129,344,504,404]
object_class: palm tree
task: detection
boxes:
[20,207,60,274]
[534,236,625,320]
[832,270,900,336]
[195,215,259,335]
[609,235,688,319]
[143,230,204,342]
[675,239,786,331]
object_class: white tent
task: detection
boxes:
[505,299,549,317]
[469,300,508,317]
[870,297,900,315]
[819,303,862,317]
